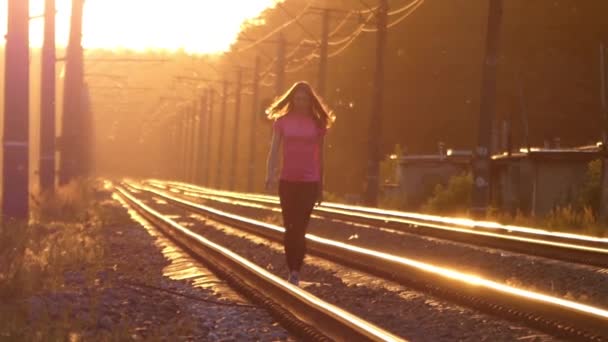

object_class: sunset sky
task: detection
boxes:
[0,0,282,54]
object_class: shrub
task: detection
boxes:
[0,181,107,339]
[0,221,31,299]
[421,172,472,215]
[544,205,603,235]
[31,179,95,223]
[576,159,601,214]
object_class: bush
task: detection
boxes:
[0,181,107,339]
[544,205,597,231]
[31,180,95,223]
[1,181,102,303]
[421,172,472,215]
[577,159,601,214]
[0,221,30,299]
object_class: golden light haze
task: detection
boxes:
[1,0,283,54]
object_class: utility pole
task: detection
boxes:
[59,0,85,185]
[216,80,229,189]
[248,57,261,192]
[317,9,330,98]
[40,0,56,193]
[191,102,200,183]
[471,0,503,218]
[190,104,198,183]
[161,124,171,179]
[184,110,192,182]
[230,68,243,190]
[276,34,287,96]
[186,108,195,182]
[81,83,93,176]
[170,121,180,179]
[178,111,187,181]
[598,43,608,222]
[363,0,388,207]
[3,0,30,220]
[197,93,208,184]
[205,88,215,186]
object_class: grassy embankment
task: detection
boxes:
[0,181,131,340]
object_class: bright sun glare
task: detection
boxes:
[1,0,282,54]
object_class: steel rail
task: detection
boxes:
[158,180,608,245]
[128,181,608,341]
[153,180,608,268]
[114,185,404,342]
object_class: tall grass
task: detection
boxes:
[31,180,96,223]
[0,180,106,339]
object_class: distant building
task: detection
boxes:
[384,148,472,208]
[491,144,602,216]
[385,142,602,216]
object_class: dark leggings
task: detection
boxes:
[278,180,319,272]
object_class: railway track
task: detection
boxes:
[125,180,608,341]
[115,185,403,342]
[150,180,608,269]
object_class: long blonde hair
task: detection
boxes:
[266,81,335,129]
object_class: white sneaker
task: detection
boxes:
[287,271,299,286]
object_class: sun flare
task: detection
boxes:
[1,0,282,54]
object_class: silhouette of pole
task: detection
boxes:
[170,121,180,179]
[197,93,208,184]
[184,106,194,182]
[40,0,56,193]
[317,9,330,98]
[59,0,85,184]
[598,43,608,222]
[363,0,388,207]
[248,57,261,192]
[180,110,190,181]
[205,88,215,186]
[471,0,503,218]
[275,34,286,96]
[230,68,243,190]
[216,80,229,188]
[161,124,171,179]
[2,0,30,220]
[190,103,199,183]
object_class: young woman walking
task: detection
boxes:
[265,81,335,286]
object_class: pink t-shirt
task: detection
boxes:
[274,113,326,182]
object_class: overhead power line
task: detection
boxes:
[357,0,378,15]
[363,0,425,32]
[236,3,311,53]
[283,0,424,72]
[388,0,424,16]
[386,0,425,28]
[277,2,321,47]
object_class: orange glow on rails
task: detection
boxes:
[132,181,608,321]
[151,180,608,252]
[116,185,404,342]
[1,0,283,53]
